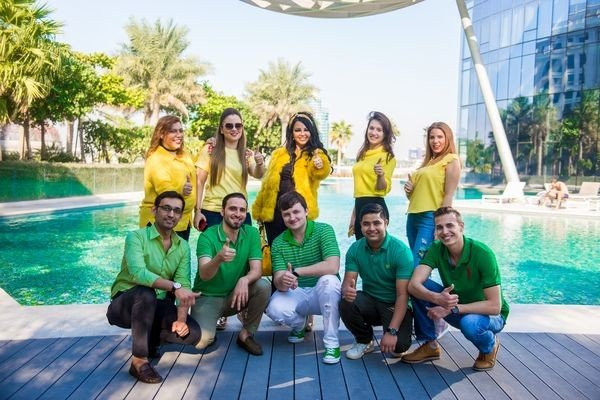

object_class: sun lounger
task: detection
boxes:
[481,181,526,203]
[569,182,600,201]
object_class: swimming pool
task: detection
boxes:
[1,179,598,306]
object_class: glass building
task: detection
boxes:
[458,0,600,179]
[307,98,331,147]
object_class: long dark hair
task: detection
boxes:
[209,108,248,187]
[356,111,395,162]
[284,111,332,168]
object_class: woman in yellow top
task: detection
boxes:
[252,112,332,244]
[139,115,196,240]
[404,121,461,266]
[194,108,265,229]
[348,111,397,240]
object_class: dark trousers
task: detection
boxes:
[106,286,201,358]
[354,197,389,240]
[340,291,413,353]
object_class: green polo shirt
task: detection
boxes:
[421,236,509,321]
[110,224,191,300]
[345,234,414,304]
[193,223,262,297]
[271,220,340,288]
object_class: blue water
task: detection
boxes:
[1,178,598,305]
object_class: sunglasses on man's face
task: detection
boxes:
[224,123,243,130]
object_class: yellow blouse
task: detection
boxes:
[407,153,459,214]
[352,147,396,198]
[139,146,197,232]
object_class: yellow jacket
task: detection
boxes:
[252,147,331,222]
[139,146,197,232]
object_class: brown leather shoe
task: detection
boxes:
[473,337,500,371]
[401,342,441,364]
[129,362,162,384]
[237,335,263,356]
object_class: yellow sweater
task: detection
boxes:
[139,146,197,232]
[252,147,331,222]
[352,147,396,198]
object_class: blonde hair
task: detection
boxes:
[420,121,458,168]
[145,115,185,158]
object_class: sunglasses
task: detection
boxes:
[224,123,243,130]
[158,205,183,215]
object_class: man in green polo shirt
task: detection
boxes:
[403,206,509,371]
[190,193,270,355]
[107,191,201,384]
[340,203,414,360]
[265,191,342,364]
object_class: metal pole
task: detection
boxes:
[455,0,521,186]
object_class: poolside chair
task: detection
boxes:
[569,182,600,201]
[481,181,526,203]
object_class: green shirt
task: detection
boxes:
[110,224,191,300]
[271,221,341,288]
[193,223,262,297]
[421,236,510,321]
[345,234,414,304]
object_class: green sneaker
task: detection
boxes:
[323,347,341,364]
[287,328,306,343]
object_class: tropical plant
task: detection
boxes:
[529,94,557,176]
[246,59,316,144]
[329,121,352,166]
[115,18,208,126]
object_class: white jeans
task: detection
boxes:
[266,275,341,348]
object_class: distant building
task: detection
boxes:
[307,99,330,147]
[408,147,425,161]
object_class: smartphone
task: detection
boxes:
[198,220,208,232]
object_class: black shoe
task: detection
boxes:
[129,362,162,384]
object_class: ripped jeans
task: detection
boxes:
[406,211,435,267]
[266,275,341,348]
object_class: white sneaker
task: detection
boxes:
[346,341,374,360]
[435,319,450,339]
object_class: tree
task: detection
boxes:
[329,121,352,166]
[115,18,208,126]
[246,59,316,144]
[529,94,557,176]
[501,97,532,173]
[0,0,64,159]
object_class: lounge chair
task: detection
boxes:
[569,182,600,201]
[481,181,526,203]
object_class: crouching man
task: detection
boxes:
[107,191,201,384]
[403,206,509,371]
[266,191,342,364]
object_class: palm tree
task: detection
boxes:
[115,19,208,126]
[529,94,557,176]
[0,0,63,159]
[246,59,316,144]
[329,121,352,166]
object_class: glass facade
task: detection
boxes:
[307,98,330,147]
[458,0,600,179]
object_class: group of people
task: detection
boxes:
[106,110,509,384]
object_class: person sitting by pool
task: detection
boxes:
[541,178,569,209]
[190,193,270,355]
[106,191,201,384]
[340,203,414,360]
[403,206,509,371]
[265,191,342,364]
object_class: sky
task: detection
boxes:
[46,0,463,159]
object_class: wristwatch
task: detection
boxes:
[291,268,300,278]
[172,282,182,292]
[451,305,459,314]
[386,327,399,336]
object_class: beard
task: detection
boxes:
[224,217,243,230]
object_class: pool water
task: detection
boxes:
[1,179,599,306]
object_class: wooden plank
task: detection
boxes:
[337,330,376,400]
[547,334,600,370]
[266,331,294,400]
[0,340,33,364]
[0,341,9,349]
[0,337,78,400]
[9,336,102,400]
[0,338,55,381]
[568,334,600,357]
[293,331,322,399]
[39,335,127,400]
[66,335,133,399]
[363,333,401,399]
[154,345,205,400]
[315,330,349,400]
[585,334,600,346]
[501,333,587,400]
[211,334,250,399]
[182,332,233,399]
[511,333,600,400]
[239,331,274,400]
[388,357,431,400]
[408,340,457,400]
[449,333,535,400]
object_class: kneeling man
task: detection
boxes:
[107,191,201,384]
[191,193,270,355]
[340,203,414,359]
[266,191,342,364]
[403,206,509,371]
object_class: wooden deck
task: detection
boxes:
[0,330,598,399]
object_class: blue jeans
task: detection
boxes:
[413,279,505,354]
[406,211,435,267]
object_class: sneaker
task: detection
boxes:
[323,347,341,364]
[216,317,227,331]
[435,319,450,339]
[287,327,306,343]
[401,342,441,364]
[473,336,500,371]
[346,341,374,360]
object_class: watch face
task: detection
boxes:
[173,282,182,290]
